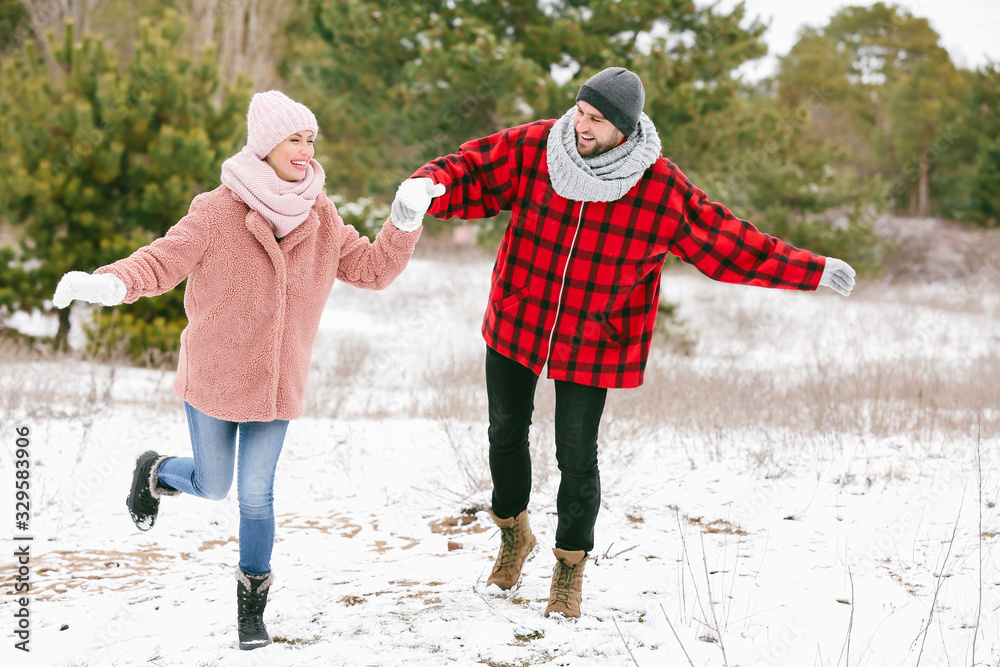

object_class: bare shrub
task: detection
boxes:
[304,337,373,419]
[877,216,1000,284]
[421,355,485,422]
[418,353,571,501]
[423,357,491,499]
[604,345,998,474]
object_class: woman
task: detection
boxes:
[52,91,444,650]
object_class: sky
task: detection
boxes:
[704,0,1000,80]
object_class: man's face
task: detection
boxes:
[573,101,626,157]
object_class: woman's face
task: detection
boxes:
[265,131,315,182]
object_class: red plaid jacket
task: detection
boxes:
[413,119,825,388]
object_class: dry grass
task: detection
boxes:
[339,595,366,607]
[420,357,492,498]
[686,516,748,536]
[0,337,114,427]
[419,355,561,499]
[0,547,179,602]
[607,355,999,456]
[303,336,373,419]
[422,355,485,422]
[0,316,182,431]
[622,356,996,435]
[877,215,1000,284]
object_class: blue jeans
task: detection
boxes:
[485,346,607,553]
[156,403,289,576]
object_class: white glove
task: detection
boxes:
[52,271,127,308]
[818,258,856,297]
[390,177,446,232]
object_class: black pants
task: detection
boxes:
[485,346,607,553]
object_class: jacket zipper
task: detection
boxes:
[544,201,585,368]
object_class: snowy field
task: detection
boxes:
[1,240,998,667]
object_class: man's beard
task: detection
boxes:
[576,131,620,157]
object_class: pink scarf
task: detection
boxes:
[220,146,326,238]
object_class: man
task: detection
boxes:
[390,67,855,618]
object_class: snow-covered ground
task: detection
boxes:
[1,245,998,666]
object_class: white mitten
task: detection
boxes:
[390,177,447,232]
[52,271,127,308]
[818,258,856,297]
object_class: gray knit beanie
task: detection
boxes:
[575,67,645,137]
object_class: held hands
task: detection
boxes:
[390,177,447,232]
[819,258,856,297]
[52,271,126,308]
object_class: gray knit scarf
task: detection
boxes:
[545,106,662,202]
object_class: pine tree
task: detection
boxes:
[289,0,769,200]
[776,3,971,218]
[963,63,1000,226]
[0,10,251,352]
[0,0,29,56]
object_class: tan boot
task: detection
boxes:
[544,548,588,618]
[486,509,537,590]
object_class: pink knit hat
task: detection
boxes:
[246,91,319,159]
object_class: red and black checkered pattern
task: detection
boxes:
[413,119,825,389]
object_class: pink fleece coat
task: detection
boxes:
[94,185,420,422]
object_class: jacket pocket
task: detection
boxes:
[590,311,628,348]
[491,285,529,314]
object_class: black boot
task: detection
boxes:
[125,450,178,531]
[236,569,274,651]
